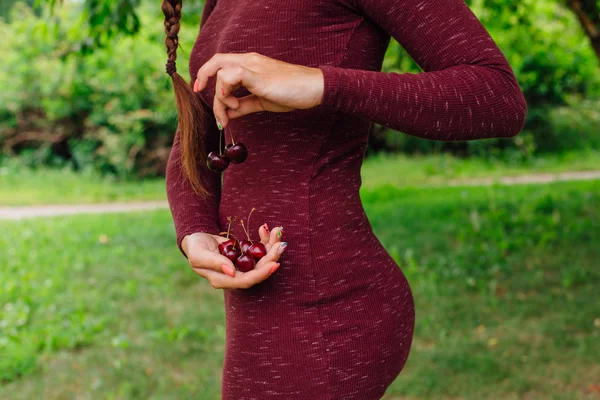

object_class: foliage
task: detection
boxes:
[0,3,192,177]
[1,1,600,175]
[0,179,598,397]
[37,0,204,51]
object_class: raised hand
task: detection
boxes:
[193,52,324,129]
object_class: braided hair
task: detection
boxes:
[162,0,208,196]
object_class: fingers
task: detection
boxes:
[267,226,283,249]
[256,241,287,269]
[195,53,251,92]
[213,93,230,129]
[212,67,247,128]
[217,67,245,100]
[213,67,261,128]
[262,225,282,252]
[195,260,280,290]
[226,95,265,120]
[259,223,270,245]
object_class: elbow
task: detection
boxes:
[503,87,528,138]
[489,68,528,139]
[480,81,527,140]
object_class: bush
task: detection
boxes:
[1,1,599,176]
[0,3,193,177]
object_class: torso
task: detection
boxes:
[188,2,414,398]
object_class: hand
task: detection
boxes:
[182,225,286,290]
[193,52,324,128]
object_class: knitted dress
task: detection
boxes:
[166,0,527,398]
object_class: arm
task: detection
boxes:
[318,0,527,141]
[166,105,222,257]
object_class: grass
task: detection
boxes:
[0,166,166,206]
[0,179,598,399]
[1,149,600,205]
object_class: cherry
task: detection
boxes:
[248,242,267,260]
[223,246,241,262]
[225,142,248,164]
[235,254,255,272]
[218,238,238,254]
[207,152,229,172]
[207,127,232,173]
[240,240,253,254]
[218,217,239,253]
[220,209,275,275]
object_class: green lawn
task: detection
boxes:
[1,150,599,205]
[0,167,166,206]
[1,180,598,399]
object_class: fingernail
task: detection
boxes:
[193,79,199,92]
[277,227,283,238]
[269,263,280,274]
[216,120,223,130]
[263,223,269,233]
[277,242,288,255]
[222,264,235,277]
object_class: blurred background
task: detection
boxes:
[0,0,598,399]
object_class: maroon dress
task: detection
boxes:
[166,0,527,398]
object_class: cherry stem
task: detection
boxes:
[228,232,242,252]
[247,207,256,238]
[240,219,251,242]
[226,216,236,239]
[230,132,235,145]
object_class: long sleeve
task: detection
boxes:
[166,104,222,256]
[318,0,527,141]
[165,0,221,257]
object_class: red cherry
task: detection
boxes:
[207,152,229,172]
[218,238,238,254]
[235,254,255,272]
[225,142,248,164]
[222,246,241,262]
[248,242,267,260]
[240,240,253,254]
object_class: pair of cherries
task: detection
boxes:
[207,127,248,172]
[219,209,267,272]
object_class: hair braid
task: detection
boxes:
[162,0,209,197]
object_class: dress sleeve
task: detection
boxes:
[166,105,222,257]
[165,0,221,257]
[318,0,527,141]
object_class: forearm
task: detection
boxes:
[319,63,527,141]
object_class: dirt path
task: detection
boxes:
[1,170,598,220]
[0,201,169,220]
[445,170,600,187]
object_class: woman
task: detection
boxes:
[162,0,527,398]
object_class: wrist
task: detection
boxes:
[316,65,343,111]
[181,234,191,257]
[310,66,324,108]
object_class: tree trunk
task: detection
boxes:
[565,0,600,61]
